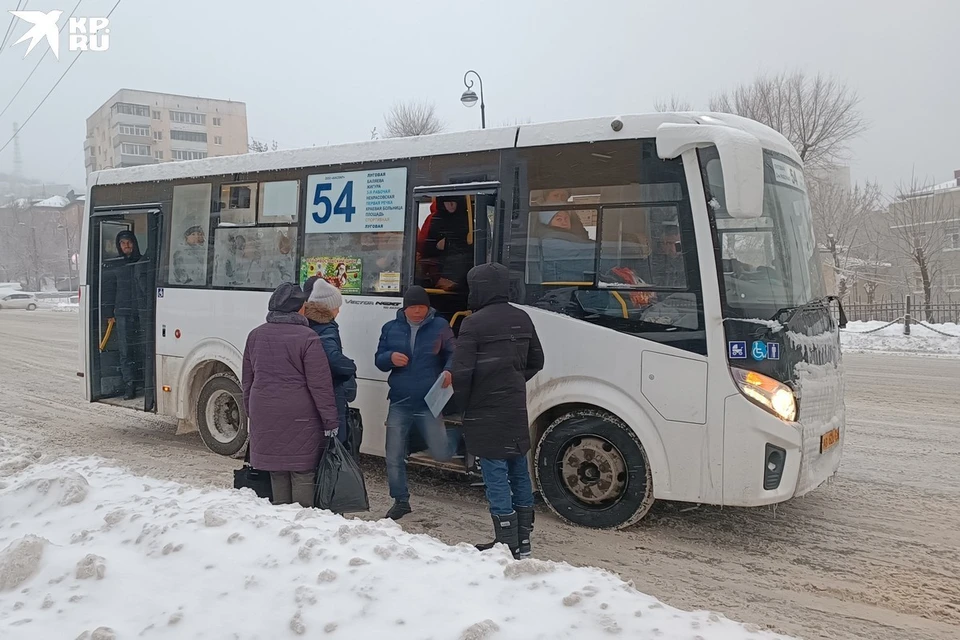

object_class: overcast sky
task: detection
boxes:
[0,0,957,193]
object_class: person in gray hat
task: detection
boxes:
[302,276,357,450]
[374,285,455,520]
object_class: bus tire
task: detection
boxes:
[535,408,654,530]
[196,373,248,458]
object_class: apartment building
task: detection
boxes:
[84,89,248,175]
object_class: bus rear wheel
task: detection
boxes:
[197,373,248,458]
[535,408,654,530]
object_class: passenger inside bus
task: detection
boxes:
[419,195,472,292]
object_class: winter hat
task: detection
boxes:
[538,211,559,225]
[307,278,343,310]
[268,282,306,313]
[402,285,430,309]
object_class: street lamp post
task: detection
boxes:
[460,70,485,129]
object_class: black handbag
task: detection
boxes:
[346,407,363,458]
[233,446,273,501]
[314,435,369,514]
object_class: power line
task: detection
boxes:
[0,0,121,156]
[0,0,84,120]
[0,1,27,57]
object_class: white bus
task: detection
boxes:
[79,112,845,529]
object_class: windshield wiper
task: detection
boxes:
[772,296,847,328]
[772,296,847,329]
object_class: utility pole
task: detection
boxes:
[31,226,41,291]
[12,122,23,178]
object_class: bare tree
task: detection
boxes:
[808,176,882,299]
[248,138,278,153]
[710,71,867,168]
[653,95,692,112]
[383,100,445,138]
[887,177,955,320]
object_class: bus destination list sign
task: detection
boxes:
[305,167,407,234]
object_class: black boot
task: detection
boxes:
[475,512,519,556]
[123,383,136,400]
[385,500,411,521]
[516,506,535,559]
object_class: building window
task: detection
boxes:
[171,150,208,161]
[118,124,150,137]
[946,273,960,291]
[212,117,222,126]
[152,110,161,120]
[155,151,163,160]
[170,111,206,125]
[214,136,223,145]
[114,102,150,117]
[170,130,208,143]
[153,130,163,141]
[121,143,151,156]
[947,225,960,251]
[167,184,213,286]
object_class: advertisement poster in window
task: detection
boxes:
[376,271,401,293]
[300,257,362,294]
[304,167,407,234]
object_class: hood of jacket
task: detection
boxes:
[115,231,142,263]
[467,263,510,310]
[302,301,338,325]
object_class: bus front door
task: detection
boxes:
[89,207,162,412]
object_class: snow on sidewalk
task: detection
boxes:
[841,321,960,356]
[0,439,792,640]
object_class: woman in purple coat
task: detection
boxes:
[242,282,340,507]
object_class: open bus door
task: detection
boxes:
[88,205,162,412]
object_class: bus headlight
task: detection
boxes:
[731,367,797,422]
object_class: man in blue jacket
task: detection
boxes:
[375,285,454,520]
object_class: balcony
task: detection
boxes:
[118,153,158,167]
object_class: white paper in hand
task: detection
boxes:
[425,373,453,418]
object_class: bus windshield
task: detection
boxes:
[701,147,826,319]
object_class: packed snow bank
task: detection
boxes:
[841,321,960,356]
[0,439,792,640]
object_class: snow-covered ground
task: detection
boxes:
[0,439,790,640]
[841,320,960,356]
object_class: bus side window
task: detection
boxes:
[207,180,300,290]
[167,184,212,286]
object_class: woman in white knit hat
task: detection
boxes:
[302,276,357,450]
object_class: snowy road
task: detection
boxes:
[1,311,958,640]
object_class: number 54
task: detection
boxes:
[312,181,356,224]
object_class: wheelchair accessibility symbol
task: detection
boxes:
[751,340,768,361]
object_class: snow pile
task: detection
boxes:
[52,301,80,312]
[841,321,960,356]
[0,439,792,640]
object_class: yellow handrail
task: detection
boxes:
[99,317,115,352]
[466,196,474,246]
[449,310,472,327]
[611,292,629,319]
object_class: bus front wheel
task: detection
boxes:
[535,409,654,530]
[196,373,248,458]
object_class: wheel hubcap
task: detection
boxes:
[560,436,627,505]
[206,389,240,444]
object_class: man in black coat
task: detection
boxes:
[452,262,545,558]
[102,230,145,400]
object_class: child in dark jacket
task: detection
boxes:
[302,277,357,447]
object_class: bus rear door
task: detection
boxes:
[88,206,162,412]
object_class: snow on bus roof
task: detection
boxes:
[91,112,798,188]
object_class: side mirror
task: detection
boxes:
[656,122,765,219]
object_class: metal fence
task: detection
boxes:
[844,300,960,325]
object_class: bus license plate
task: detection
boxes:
[820,428,840,453]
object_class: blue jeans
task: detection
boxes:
[479,456,534,516]
[385,400,452,502]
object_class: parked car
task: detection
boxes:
[0,292,38,310]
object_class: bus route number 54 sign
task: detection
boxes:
[305,168,407,234]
